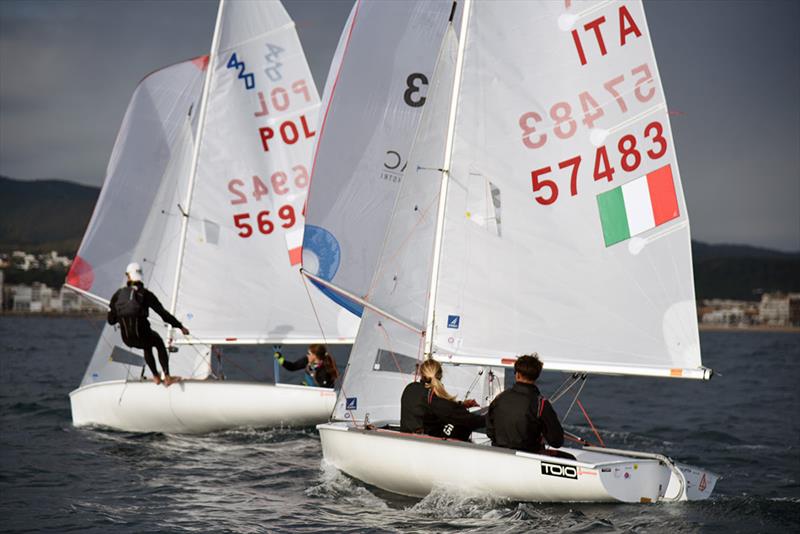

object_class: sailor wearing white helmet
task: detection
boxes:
[107,262,190,386]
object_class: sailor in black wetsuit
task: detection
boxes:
[486,353,565,454]
[273,344,338,388]
[400,359,484,441]
[107,262,189,386]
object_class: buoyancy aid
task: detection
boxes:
[115,286,145,346]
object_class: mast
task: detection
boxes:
[168,0,226,320]
[424,0,472,357]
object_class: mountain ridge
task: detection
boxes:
[1,176,798,299]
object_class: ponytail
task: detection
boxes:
[418,359,455,401]
[309,344,339,382]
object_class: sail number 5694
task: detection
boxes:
[531,121,666,206]
[233,205,296,238]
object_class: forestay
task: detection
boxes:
[174,0,357,343]
[430,0,707,379]
[302,0,454,315]
[66,58,206,304]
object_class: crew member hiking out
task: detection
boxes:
[486,353,566,455]
[273,344,338,388]
[107,262,189,386]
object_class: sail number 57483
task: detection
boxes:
[531,121,666,206]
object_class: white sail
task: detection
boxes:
[302,0,455,315]
[66,58,207,303]
[331,28,498,424]
[79,119,212,385]
[173,0,357,343]
[429,0,706,379]
[316,0,717,504]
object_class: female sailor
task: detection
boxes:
[273,344,339,388]
[400,359,484,441]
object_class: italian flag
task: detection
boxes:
[596,164,679,247]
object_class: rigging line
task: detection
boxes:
[549,373,582,403]
[462,367,484,402]
[577,398,605,448]
[299,269,329,345]
[366,190,440,300]
[181,332,260,381]
[376,322,409,380]
[563,374,588,421]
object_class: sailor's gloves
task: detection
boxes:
[272,344,284,364]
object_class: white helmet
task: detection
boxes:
[125,262,143,282]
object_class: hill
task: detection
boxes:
[0,176,99,253]
[0,176,797,299]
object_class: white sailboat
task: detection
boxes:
[67,0,358,434]
[305,0,718,502]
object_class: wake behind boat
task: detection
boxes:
[302,0,717,502]
[66,0,358,434]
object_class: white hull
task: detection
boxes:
[70,380,336,434]
[318,423,717,503]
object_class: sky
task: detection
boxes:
[0,0,798,252]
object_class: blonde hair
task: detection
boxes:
[418,359,455,401]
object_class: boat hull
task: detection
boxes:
[318,423,717,503]
[70,380,336,433]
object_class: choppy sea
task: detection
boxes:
[1,316,798,533]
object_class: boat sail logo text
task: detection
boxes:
[541,462,578,480]
[380,150,406,183]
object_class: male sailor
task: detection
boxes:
[107,262,189,386]
[486,353,565,453]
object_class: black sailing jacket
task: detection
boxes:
[486,382,564,453]
[279,355,335,388]
[108,282,184,347]
[399,381,484,441]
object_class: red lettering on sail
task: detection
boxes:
[259,116,315,152]
[619,5,643,46]
[571,7,643,67]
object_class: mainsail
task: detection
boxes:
[432,0,707,379]
[173,0,357,344]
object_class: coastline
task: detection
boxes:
[2,313,798,333]
[0,311,104,318]
[698,323,800,334]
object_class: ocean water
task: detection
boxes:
[0,316,798,533]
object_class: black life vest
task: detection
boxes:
[115,286,144,318]
[115,286,145,346]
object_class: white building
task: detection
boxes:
[758,293,800,326]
